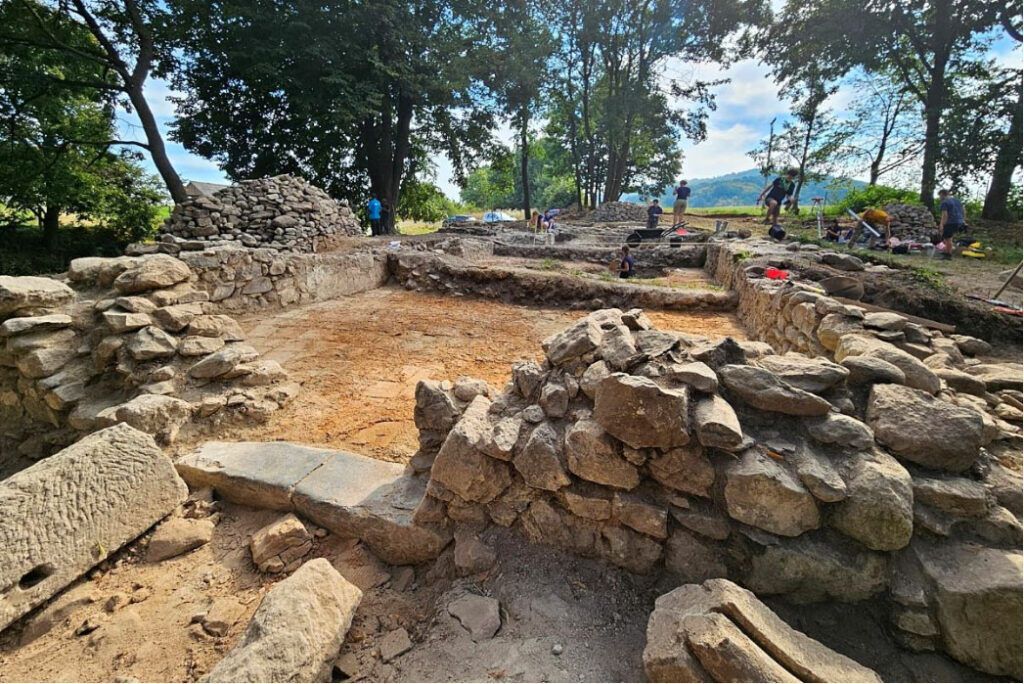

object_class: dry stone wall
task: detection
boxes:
[159,174,362,251]
[0,254,296,468]
[411,307,1022,678]
[391,252,735,312]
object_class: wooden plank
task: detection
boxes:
[834,297,956,333]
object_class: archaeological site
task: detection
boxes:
[0,175,1021,684]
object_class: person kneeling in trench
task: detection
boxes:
[619,245,635,279]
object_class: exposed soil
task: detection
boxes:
[204,288,746,462]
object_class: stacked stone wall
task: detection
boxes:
[0,255,297,469]
[411,306,1022,678]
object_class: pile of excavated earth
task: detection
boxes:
[0,184,1021,684]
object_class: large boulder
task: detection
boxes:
[0,276,75,316]
[564,418,639,489]
[643,579,881,683]
[429,397,511,503]
[112,255,192,294]
[866,384,984,472]
[513,422,571,491]
[754,354,849,394]
[723,449,819,537]
[829,451,913,551]
[0,424,187,631]
[112,394,193,444]
[835,335,940,394]
[718,365,831,416]
[593,373,690,448]
[744,536,889,603]
[202,559,362,682]
[914,540,1023,678]
[804,413,874,450]
[542,317,604,365]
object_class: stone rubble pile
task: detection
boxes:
[159,174,362,252]
[0,254,297,462]
[589,201,649,223]
[883,203,937,237]
[411,306,1022,678]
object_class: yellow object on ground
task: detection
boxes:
[860,208,889,226]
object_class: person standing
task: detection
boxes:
[672,180,691,226]
[367,195,382,236]
[757,168,798,226]
[646,199,664,230]
[937,188,966,261]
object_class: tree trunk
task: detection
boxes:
[919,87,943,209]
[126,83,188,205]
[982,88,1022,221]
[42,205,61,247]
[519,109,531,220]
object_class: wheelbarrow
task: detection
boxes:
[625,222,697,248]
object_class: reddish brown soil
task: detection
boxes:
[214,288,746,462]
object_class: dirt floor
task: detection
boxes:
[0,500,995,684]
[209,287,746,462]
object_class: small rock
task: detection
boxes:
[147,518,215,562]
[447,593,501,642]
[202,597,246,637]
[379,627,413,662]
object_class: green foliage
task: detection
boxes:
[833,184,919,213]
[396,179,460,223]
[460,136,578,211]
[0,222,146,276]
[0,0,166,245]
[169,0,497,232]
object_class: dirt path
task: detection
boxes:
[207,288,746,463]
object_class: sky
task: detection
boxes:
[120,32,1021,201]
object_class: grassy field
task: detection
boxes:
[687,204,847,218]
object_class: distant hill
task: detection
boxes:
[626,169,867,207]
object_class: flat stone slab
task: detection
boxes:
[176,441,447,565]
[1,425,187,632]
[176,441,333,511]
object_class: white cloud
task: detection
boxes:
[680,122,762,179]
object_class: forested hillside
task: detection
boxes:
[641,169,868,207]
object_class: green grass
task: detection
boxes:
[688,204,843,218]
[397,220,440,236]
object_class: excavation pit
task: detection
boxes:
[218,287,747,462]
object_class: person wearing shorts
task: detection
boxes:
[757,168,798,225]
[938,188,966,260]
[672,180,691,225]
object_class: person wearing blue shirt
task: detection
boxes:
[367,196,382,236]
[619,245,635,278]
[672,180,691,226]
[937,188,966,260]
[757,168,798,226]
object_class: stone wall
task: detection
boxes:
[0,254,296,471]
[391,252,736,312]
[159,174,363,251]
[410,308,1022,678]
[178,246,390,313]
[493,242,706,269]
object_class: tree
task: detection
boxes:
[0,0,163,245]
[756,0,1016,207]
[171,0,496,235]
[844,72,921,185]
[545,0,755,205]
[0,0,187,203]
[483,0,553,219]
[749,80,851,213]
[980,71,1022,220]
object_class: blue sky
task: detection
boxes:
[121,33,1021,200]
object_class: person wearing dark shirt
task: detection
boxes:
[672,180,691,226]
[937,188,966,260]
[647,199,663,230]
[757,168,798,226]
[619,245,635,278]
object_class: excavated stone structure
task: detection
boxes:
[0,253,296,466]
[412,301,1022,678]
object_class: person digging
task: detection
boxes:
[848,207,892,251]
